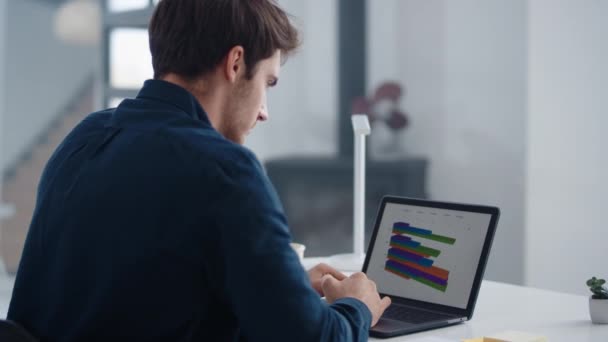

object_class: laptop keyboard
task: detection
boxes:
[383,305,456,324]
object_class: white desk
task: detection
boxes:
[3,261,608,341]
[303,258,608,341]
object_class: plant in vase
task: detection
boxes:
[587,276,608,324]
[352,82,410,160]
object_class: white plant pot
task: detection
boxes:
[589,297,608,324]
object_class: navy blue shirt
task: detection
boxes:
[8,80,371,341]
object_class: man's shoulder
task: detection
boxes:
[83,108,115,126]
[165,126,261,174]
[65,108,114,137]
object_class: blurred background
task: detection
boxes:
[0,0,607,317]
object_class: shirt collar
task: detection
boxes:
[135,79,211,125]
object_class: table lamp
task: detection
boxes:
[327,114,371,271]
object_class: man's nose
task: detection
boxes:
[259,103,269,121]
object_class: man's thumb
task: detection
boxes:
[321,274,341,303]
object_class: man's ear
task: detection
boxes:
[224,46,245,83]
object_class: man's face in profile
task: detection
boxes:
[223,50,281,145]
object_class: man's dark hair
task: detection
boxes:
[149,0,300,80]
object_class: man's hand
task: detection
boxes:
[322,272,391,327]
[307,263,347,296]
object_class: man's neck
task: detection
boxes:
[160,74,225,132]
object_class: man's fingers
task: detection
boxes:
[321,273,338,286]
[321,274,338,287]
[322,265,347,281]
[321,274,341,303]
[350,272,367,280]
[380,296,392,311]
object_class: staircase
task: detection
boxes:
[0,81,95,274]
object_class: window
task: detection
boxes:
[109,28,152,89]
[107,0,149,13]
[103,0,154,106]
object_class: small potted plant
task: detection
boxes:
[587,277,608,324]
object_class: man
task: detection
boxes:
[8,0,390,340]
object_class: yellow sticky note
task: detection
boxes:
[487,331,547,342]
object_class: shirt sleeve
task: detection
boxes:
[206,149,372,341]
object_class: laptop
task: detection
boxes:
[363,196,500,338]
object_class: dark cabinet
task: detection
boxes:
[265,157,428,256]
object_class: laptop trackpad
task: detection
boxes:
[372,318,414,333]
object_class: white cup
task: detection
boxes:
[290,242,306,262]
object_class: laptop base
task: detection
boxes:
[370,317,467,339]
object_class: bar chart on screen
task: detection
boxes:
[384,222,456,292]
[366,202,491,308]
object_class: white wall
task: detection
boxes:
[0,0,6,178]
[0,0,6,207]
[1,0,99,170]
[245,0,338,161]
[526,0,608,295]
[368,0,527,284]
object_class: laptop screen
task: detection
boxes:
[365,201,493,309]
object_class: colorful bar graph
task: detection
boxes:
[385,261,447,292]
[384,221,456,292]
[389,237,441,257]
[388,244,431,258]
[393,222,456,245]
[393,222,432,235]
[385,259,447,286]
[387,248,434,267]
[390,235,421,248]
[386,256,449,280]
